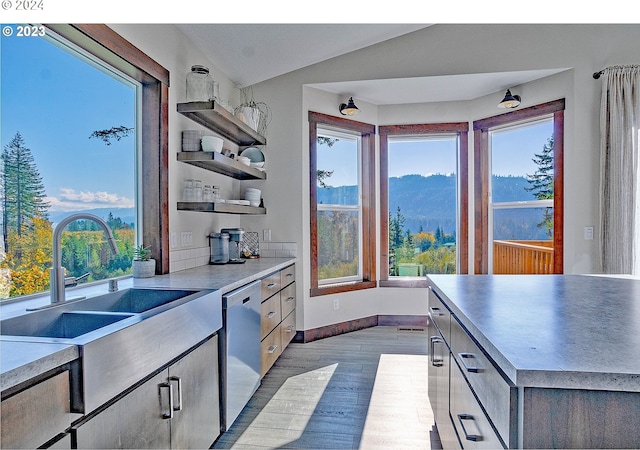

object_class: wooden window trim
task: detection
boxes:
[379,123,469,286]
[45,24,170,274]
[309,111,376,297]
[473,99,565,274]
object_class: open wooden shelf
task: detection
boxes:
[177,202,266,215]
[177,151,266,180]
[177,101,266,146]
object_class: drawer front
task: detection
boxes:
[280,310,296,350]
[450,316,514,446]
[280,282,296,318]
[428,287,451,343]
[261,293,282,339]
[261,272,281,300]
[450,362,505,450]
[1,371,71,449]
[280,264,295,288]
[260,328,281,377]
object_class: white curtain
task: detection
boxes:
[599,65,640,275]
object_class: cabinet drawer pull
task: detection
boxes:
[459,353,482,373]
[429,306,444,317]
[285,326,294,333]
[285,273,294,278]
[267,283,276,289]
[430,336,444,367]
[285,296,295,303]
[169,376,183,411]
[159,381,174,419]
[267,344,279,354]
[267,311,277,319]
[457,413,483,442]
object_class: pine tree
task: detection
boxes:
[1,132,50,253]
[526,135,554,237]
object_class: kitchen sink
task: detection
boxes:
[79,287,200,313]
[1,286,222,414]
[0,310,135,339]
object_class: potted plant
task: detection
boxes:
[132,245,156,278]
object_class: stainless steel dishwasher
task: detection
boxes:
[220,280,261,432]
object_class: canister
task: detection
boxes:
[209,232,229,264]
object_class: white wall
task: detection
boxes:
[107,23,640,332]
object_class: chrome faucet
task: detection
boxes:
[50,213,119,304]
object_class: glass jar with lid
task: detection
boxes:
[186,65,214,102]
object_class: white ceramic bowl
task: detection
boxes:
[250,162,265,168]
[201,136,223,153]
[236,156,251,166]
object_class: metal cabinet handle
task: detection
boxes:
[430,336,444,367]
[267,344,279,354]
[459,353,482,373]
[285,296,295,303]
[267,311,277,319]
[169,376,183,411]
[267,283,276,289]
[429,306,443,317]
[159,381,174,419]
[285,326,294,333]
[285,273,294,278]
[457,413,483,442]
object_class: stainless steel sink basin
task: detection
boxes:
[78,287,200,313]
[0,310,134,339]
[1,286,222,414]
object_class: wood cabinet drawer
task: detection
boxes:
[280,264,295,287]
[261,272,281,300]
[1,371,72,449]
[450,361,505,449]
[260,293,281,339]
[280,310,296,351]
[450,316,515,446]
[260,328,281,377]
[428,287,451,344]
[280,282,296,319]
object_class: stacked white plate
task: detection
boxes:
[244,188,261,207]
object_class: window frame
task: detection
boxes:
[309,111,376,296]
[46,24,170,275]
[473,99,565,274]
[379,123,469,287]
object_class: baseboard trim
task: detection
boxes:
[293,314,428,343]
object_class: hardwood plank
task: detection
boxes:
[213,326,440,450]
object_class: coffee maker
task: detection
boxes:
[220,228,246,264]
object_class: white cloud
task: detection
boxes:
[47,187,134,212]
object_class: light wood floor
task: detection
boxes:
[212,326,442,449]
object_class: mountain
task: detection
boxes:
[48,207,135,227]
[317,174,549,239]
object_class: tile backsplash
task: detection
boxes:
[170,242,297,273]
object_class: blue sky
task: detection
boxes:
[1,30,136,213]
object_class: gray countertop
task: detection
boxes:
[426,274,640,392]
[1,257,296,392]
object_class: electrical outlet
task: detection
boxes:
[263,229,271,241]
[333,298,339,310]
[584,226,594,240]
[181,231,193,247]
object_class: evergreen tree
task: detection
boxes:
[526,135,554,237]
[1,132,50,252]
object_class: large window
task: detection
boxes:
[0,24,169,300]
[309,112,376,296]
[380,123,469,286]
[474,99,565,274]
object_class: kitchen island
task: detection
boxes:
[426,274,640,449]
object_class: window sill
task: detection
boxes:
[379,278,429,288]
[310,280,376,297]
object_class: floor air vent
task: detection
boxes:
[397,326,426,333]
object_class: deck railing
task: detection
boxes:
[493,240,554,274]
